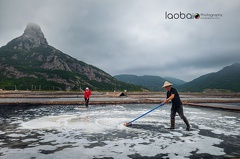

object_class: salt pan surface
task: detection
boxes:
[0,104,239,158]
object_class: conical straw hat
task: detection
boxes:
[162,81,173,88]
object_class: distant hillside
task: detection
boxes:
[114,75,167,91]
[164,77,186,85]
[0,23,144,91]
[114,63,240,92]
[178,63,240,92]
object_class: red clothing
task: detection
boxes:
[84,90,92,99]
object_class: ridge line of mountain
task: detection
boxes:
[0,23,143,91]
[114,63,240,92]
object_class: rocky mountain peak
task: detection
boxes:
[23,23,48,46]
[9,23,48,50]
[0,23,140,91]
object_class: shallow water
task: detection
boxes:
[0,104,239,159]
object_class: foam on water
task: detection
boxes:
[1,104,240,158]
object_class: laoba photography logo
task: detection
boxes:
[165,11,223,20]
[194,13,200,19]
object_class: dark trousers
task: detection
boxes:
[84,98,89,107]
[171,105,185,119]
[171,105,190,128]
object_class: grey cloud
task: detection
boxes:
[0,0,240,81]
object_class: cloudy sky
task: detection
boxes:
[0,0,239,81]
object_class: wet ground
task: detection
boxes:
[0,104,240,159]
[1,91,240,108]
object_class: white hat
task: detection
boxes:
[162,81,172,88]
[86,87,89,90]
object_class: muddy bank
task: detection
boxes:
[0,91,240,111]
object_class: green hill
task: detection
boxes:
[178,63,240,92]
[114,75,167,91]
[164,77,186,85]
[114,63,240,92]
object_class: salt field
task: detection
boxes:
[0,104,240,159]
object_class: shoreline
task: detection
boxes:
[0,91,240,111]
